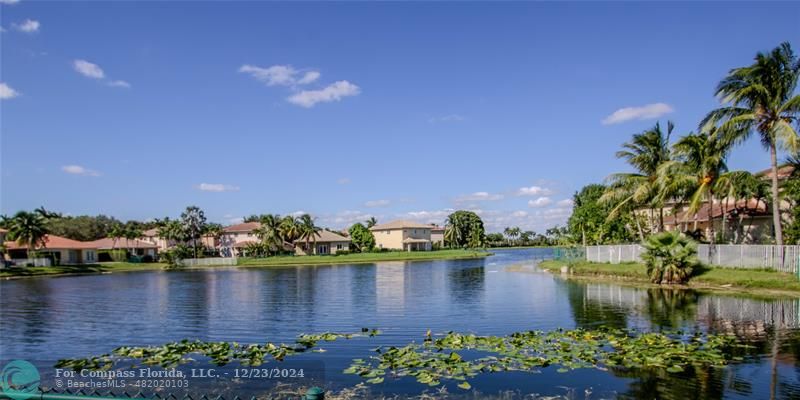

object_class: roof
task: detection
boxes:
[403,238,431,244]
[430,225,445,232]
[143,228,158,237]
[369,220,434,231]
[293,230,350,243]
[233,240,258,248]
[755,165,795,181]
[663,199,769,224]
[87,238,158,249]
[5,234,97,250]
[223,222,261,233]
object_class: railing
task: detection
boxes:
[178,257,237,267]
[8,258,52,267]
[585,244,800,273]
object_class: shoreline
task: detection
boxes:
[537,260,800,299]
[0,250,491,280]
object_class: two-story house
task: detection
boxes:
[370,220,433,251]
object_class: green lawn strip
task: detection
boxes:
[538,260,800,294]
[0,262,168,278]
[237,249,490,267]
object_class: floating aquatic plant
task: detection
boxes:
[55,328,382,371]
[343,328,747,390]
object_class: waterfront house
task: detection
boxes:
[430,224,445,247]
[87,237,159,259]
[294,230,351,255]
[370,220,433,251]
[4,235,98,265]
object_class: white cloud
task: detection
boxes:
[107,80,131,88]
[287,81,360,108]
[364,199,391,208]
[429,114,466,123]
[13,19,39,33]
[402,209,453,224]
[602,102,674,125]
[557,199,574,207]
[454,192,504,203]
[62,165,100,177]
[73,59,105,79]
[517,186,554,196]
[528,197,553,208]
[196,183,240,192]
[337,177,351,185]
[0,0,21,4]
[0,82,20,99]
[238,64,320,87]
[511,211,529,218]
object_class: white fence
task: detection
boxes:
[178,257,237,267]
[8,258,52,267]
[586,244,800,273]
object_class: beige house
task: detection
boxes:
[370,220,433,251]
[4,235,98,265]
[430,225,445,247]
[218,222,261,256]
[294,230,351,255]
[87,238,159,258]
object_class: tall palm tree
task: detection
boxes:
[658,129,731,255]
[123,225,144,256]
[279,216,301,243]
[297,214,322,254]
[6,211,49,259]
[601,122,674,233]
[702,42,800,245]
[108,223,125,250]
[365,217,378,228]
[157,219,185,248]
[254,214,284,255]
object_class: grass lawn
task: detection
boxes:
[0,262,168,278]
[237,249,490,267]
[538,260,800,296]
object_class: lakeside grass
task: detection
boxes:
[538,260,800,296]
[237,249,490,267]
[1,250,489,278]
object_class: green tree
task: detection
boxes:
[253,214,284,256]
[6,211,49,258]
[108,223,125,250]
[157,219,186,248]
[365,217,378,228]
[569,184,635,245]
[180,206,207,258]
[658,129,732,255]
[783,154,800,244]
[602,122,674,233]
[641,231,701,285]
[297,214,322,254]
[702,42,800,245]
[279,216,301,243]
[503,226,520,246]
[46,214,120,241]
[348,223,375,252]
[444,210,485,248]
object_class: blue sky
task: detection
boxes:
[1,1,798,232]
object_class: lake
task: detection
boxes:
[1,248,799,399]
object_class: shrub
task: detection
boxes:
[641,231,701,284]
[334,250,351,256]
[109,249,127,262]
[141,255,154,263]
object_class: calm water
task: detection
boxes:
[2,248,800,399]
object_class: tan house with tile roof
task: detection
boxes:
[218,222,261,256]
[370,220,433,251]
[87,238,159,258]
[4,234,99,265]
[294,230,351,255]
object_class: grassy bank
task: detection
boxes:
[237,249,490,267]
[0,262,168,278]
[538,260,800,296]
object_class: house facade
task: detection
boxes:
[294,230,351,255]
[4,235,99,265]
[370,220,433,251]
[218,222,260,256]
[87,238,158,258]
[430,225,445,247]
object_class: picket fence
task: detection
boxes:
[178,257,237,267]
[585,244,800,273]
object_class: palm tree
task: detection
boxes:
[601,122,674,233]
[254,214,284,255]
[365,217,378,228]
[702,42,800,245]
[123,225,144,257]
[297,214,322,254]
[658,129,732,257]
[108,223,125,250]
[6,211,49,259]
[157,219,185,248]
[279,216,301,243]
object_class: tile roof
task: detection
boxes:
[293,230,350,243]
[4,234,97,250]
[87,238,158,249]
[755,165,795,180]
[663,199,769,224]
[369,220,434,231]
[223,222,261,233]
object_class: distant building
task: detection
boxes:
[4,235,98,265]
[87,238,158,258]
[430,224,445,247]
[294,230,351,255]
[370,220,432,251]
[218,222,261,256]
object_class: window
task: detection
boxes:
[336,244,343,250]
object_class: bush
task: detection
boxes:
[141,255,154,263]
[109,249,127,262]
[334,250,351,256]
[642,231,701,284]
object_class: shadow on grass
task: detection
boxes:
[0,264,113,277]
